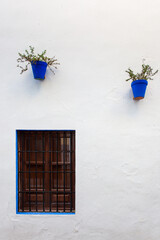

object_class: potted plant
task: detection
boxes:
[17,46,60,80]
[126,60,158,100]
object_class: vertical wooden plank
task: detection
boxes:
[63,131,66,212]
[56,132,59,212]
[70,131,72,212]
[44,132,50,211]
[49,132,52,211]
[72,131,75,211]
[35,132,38,211]
[42,132,45,211]
[17,131,21,211]
[24,132,28,212]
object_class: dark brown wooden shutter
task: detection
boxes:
[18,130,75,213]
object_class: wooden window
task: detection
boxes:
[17,130,75,213]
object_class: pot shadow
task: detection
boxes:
[105,86,145,118]
[124,88,145,115]
[23,72,44,96]
[14,71,47,99]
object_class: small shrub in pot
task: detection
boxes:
[126,60,158,100]
[17,46,60,80]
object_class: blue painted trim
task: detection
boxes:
[16,130,18,214]
[17,212,75,215]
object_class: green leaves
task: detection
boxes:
[17,46,60,74]
[125,60,158,82]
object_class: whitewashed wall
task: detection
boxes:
[1,0,160,239]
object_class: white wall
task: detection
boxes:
[1,0,160,239]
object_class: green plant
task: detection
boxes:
[126,60,158,81]
[17,46,60,74]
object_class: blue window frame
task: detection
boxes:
[16,130,75,215]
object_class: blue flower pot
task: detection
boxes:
[131,79,148,100]
[31,61,47,80]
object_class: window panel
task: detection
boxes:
[17,130,75,213]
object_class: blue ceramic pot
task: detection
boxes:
[131,79,148,100]
[31,61,47,80]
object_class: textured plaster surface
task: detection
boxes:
[1,0,160,239]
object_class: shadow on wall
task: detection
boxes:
[103,86,147,118]
[13,68,59,98]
